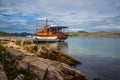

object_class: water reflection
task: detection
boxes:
[39,42,68,54]
[56,42,68,54]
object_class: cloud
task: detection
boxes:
[0,0,120,32]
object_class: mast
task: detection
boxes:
[45,17,49,35]
[45,17,48,26]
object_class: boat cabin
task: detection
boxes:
[36,26,68,35]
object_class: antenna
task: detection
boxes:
[46,16,48,26]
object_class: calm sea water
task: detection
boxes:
[49,37,120,80]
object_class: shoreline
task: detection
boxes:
[0,37,86,80]
[69,36,120,38]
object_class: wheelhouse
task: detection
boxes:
[35,26,68,35]
[49,26,68,34]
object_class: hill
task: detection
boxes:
[0,31,13,36]
[68,31,120,37]
[0,31,33,37]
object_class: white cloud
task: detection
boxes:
[69,28,86,32]
[93,24,120,31]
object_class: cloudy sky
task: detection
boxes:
[0,0,120,33]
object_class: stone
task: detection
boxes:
[14,74,24,80]
[5,42,19,48]
[0,62,7,80]
[19,56,85,80]
[6,47,25,60]
[64,75,74,80]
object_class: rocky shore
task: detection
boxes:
[0,37,86,80]
[0,62,7,80]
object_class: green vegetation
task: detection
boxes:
[26,45,38,53]
[12,32,33,37]
[24,40,33,44]
[15,39,21,46]
[0,44,6,64]
[0,44,36,80]
[0,31,33,37]
[0,31,13,36]
[68,31,120,37]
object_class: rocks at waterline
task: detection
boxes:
[37,46,81,66]
[6,47,86,80]
[1,38,85,79]
[5,40,81,66]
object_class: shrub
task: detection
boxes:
[26,45,38,53]
[15,39,21,46]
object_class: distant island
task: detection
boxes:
[0,31,33,37]
[0,31,120,37]
[68,31,120,37]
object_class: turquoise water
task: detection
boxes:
[66,37,120,59]
[50,37,120,80]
